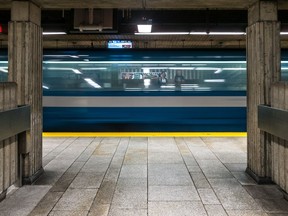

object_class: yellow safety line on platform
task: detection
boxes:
[43,132,247,137]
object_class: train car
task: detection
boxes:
[43,49,247,132]
[0,49,287,132]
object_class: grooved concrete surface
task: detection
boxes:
[0,137,288,216]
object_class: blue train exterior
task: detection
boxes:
[43,49,247,132]
[1,49,287,132]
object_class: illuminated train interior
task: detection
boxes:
[0,49,287,132]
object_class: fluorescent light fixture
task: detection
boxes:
[222,68,246,70]
[0,67,8,73]
[204,79,225,83]
[72,69,82,74]
[80,68,107,70]
[161,85,176,89]
[84,78,101,88]
[125,88,142,90]
[189,32,207,35]
[137,24,152,33]
[181,84,199,88]
[189,32,245,35]
[43,32,67,35]
[133,31,288,36]
[195,67,220,70]
[42,85,49,89]
[168,67,195,70]
[141,67,168,70]
[135,32,189,35]
[214,69,223,74]
[195,87,211,91]
[209,32,246,35]
[142,68,150,73]
[47,68,82,74]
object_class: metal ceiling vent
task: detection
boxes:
[74,9,113,32]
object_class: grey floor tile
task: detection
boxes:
[148,201,207,216]
[187,165,202,173]
[244,185,284,199]
[0,186,51,216]
[112,187,147,209]
[224,163,247,172]
[148,163,188,175]
[226,210,268,216]
[188,147,218,160]
[116,178,147,189]
[81,161,110,173]
[203,170,234,179]
[104,168,121,182]
[214,187,262,210]
[29,192,63,216]
[93,180,117,205]
[119,165,147,178]
[190,172,211,189]
[214,152,247,164]
[70,172,105,189]
[184,137,207,147]
[49,210,89,216]
[50,173,76,192]
[93,143,118,156]
[66,162,86,174]
[43,155,58,167]
[35,170,64,186]
[88,204,110,216]
[268,214,288,216]
[182,155,199,166]
[148,152,183,164]
[198,188,220,204]
[123,153,147,165]
[255,199,288,213]
[53,188,97,211]
[1,136,286,216]
[149,185,200,201]
[232,172,257,185]
[108,207,147,216]
[205,205,228,216]
[148,164,193,186]
[208,178,242,189]
[100,137,121,144]
[149,173,193,186]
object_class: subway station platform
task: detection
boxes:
[0,137,288,216]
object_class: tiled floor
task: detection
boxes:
[0,137,288,216]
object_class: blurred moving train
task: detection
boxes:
[1,49,288,132]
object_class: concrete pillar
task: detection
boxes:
[8,0,43,184]
[246,0,281,182]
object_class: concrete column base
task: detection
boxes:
[0,190,7,202]
[22,167,44,185]
[246,167,273,184]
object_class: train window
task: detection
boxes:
[1,49,288,90]
[281,61,288,81]
[0,61,8,82]
[41,59,247,91]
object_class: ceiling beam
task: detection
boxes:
[1,0,288,9]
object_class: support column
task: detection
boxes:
[8,0,43,184]
[246,0,281,182]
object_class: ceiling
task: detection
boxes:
[0,0,288,9]
[0,1,288,48]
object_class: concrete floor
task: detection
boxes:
[0,137,288,216]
